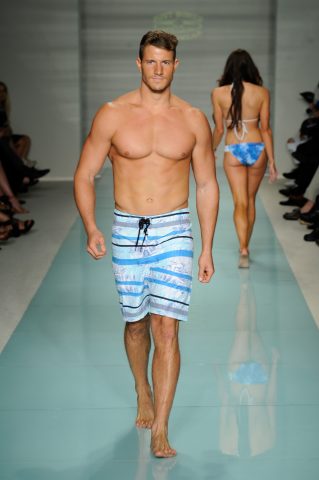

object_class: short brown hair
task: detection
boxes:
[139,30,178,60]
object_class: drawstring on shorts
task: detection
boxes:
[135,217,151,250]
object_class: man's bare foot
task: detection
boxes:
[135,386,154,429]
[151,430,177,458]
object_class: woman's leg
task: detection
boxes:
[0,162,28,213]
[13,135,31,159]
[224,154,249,254]
[247,152,267,245]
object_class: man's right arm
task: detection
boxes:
[74,103,116,259]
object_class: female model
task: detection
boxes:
[211,50,277,268]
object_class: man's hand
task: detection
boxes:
[198,251,215,283]
[87,229,107,259]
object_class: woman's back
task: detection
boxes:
[214,82,267,144]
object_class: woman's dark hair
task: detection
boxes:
[0,81,10,116]
[139,30,178,60]
[219,49,263,128]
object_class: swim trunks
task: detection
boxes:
[112,208,193,322]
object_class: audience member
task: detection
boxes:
[281,83,319,246]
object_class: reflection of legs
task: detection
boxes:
[229,272,267,368]
[124,315,154,429]
[224,156,249,255]
[229,272,251,366]
[247,153,267,244]
[151,314,180,457]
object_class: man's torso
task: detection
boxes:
[107,91,197,215]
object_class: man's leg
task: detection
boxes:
[150,314,180,457]
[124,315,154,428]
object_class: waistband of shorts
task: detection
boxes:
[113,207,190,221]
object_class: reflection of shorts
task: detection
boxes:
[112,208,193,323]
[228,362,269,385]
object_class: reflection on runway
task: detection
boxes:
[134,429,177,480]
[215,270,279,458]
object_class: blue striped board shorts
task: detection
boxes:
[112,208,194,323]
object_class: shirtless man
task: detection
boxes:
[74,31,219,458]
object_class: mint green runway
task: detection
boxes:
[1,169,319,479]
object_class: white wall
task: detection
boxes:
[274,0,319,174]
[0,0,81,180]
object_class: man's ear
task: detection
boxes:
[136,57,142,72]
[174,59,180,70]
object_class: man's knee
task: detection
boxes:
[151,314,179,346]
[125,315,150,340]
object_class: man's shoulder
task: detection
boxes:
[175,100,210,135]
[96,90,139,118]
[105,90,139,109]
[172,95,206,119]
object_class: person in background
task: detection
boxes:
[211,49,277,268]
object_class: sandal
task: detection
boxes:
[10,218,35,236]
[0,195,29,214]
[0,201,12,216]
[0,218,35,237]
[0,224,13,242]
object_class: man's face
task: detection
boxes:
[136,45,179,93]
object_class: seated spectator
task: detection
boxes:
[0,210,34,238]
[280,98,319,208]
[0,161,27,213]
[0,81,34,166]
[0,138,49,194]
[0,83,50,193]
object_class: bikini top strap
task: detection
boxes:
[241,118,259,122]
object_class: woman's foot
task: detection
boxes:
[9,196,29,214]
[10,218,35,236]
[0,224,13,241]
[22,176,39,187]
[238,252,249,268]
[0,196,28,214]
[0,212,35,237]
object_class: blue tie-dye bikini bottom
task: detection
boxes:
[224,142,265,166]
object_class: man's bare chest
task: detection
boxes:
[111,114,195,161]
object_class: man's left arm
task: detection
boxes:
[190,110,219,283]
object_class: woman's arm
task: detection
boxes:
[211,89,224,151]
[259,88,278,182]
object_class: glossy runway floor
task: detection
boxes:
[1,169,319,480]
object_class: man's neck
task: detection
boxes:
[139,83,172,109]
